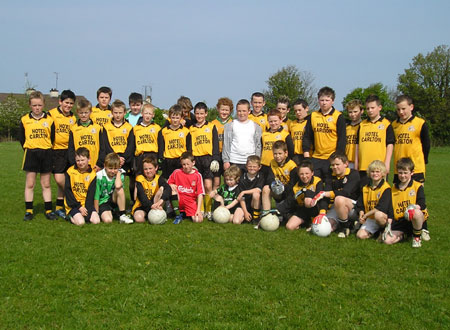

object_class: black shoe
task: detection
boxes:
[45,211,57,220]
[23,212,34,221]
[337,227,350,238]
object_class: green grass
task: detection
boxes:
[1,142,449,328]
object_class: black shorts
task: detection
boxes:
[69,207,94,223]
[260,165,274,186]
[393,173,425,184]
[52,149,69,173]
[133,152,158,176]
[292,206,318,226]
[22,148,53,173]
[292,154,305,166]
[99,199,116,215]
[194,155,213,179]
[162,158,181,179]
[310,157,330,180]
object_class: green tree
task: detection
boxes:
[0,95,29,140]
[397,45,450,145]
[342,83,396,121]
[264,65,317,116]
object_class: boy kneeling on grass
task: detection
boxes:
[64,147,100,226]
[94,152,133,224]
[383,157,428,248]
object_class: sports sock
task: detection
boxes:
[252,210,260,221]
[413,227,422,238]
[25,201,33,214]
[119,210,125,216]
[44,201,52,214]
[56,198,64,210]
[204,194,212,213]
[170,195,180,216]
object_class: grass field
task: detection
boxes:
[0,142,449,329]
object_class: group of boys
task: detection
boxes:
[19,85,430,247]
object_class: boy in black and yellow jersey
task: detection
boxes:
[311,152,360,238]
[125,92,143,127]
[64,147,100,226]
[261,141,297,221]
[392,95,430,184]
[90,86,113,127]
[68,99,104,171]
[19,91,57,221]
[302,86,346,179]
[355,160,392,240]
[356,95,394,185]
[158,104,192,179]
[383,158,428,248]
[284,160,322,231]
[276,95,290,132]
[211,97,233,191]
[344,99,363,169]
[249,92,268,130]
[132,155,171,223]
[190,102,220,220]
[287,99,310,165]
[48,89,77,219]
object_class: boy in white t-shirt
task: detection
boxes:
[222,99,262,172]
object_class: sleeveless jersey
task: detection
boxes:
[190,121,219,157]
[158,126,190,159]
[211,117,232,152]
[270,159,297,185]
[249,112,268,130]
[345,122,360,163]
[103,120,133,154]
[292,176,322,207]
[261,128,291,166]
[48,107,76,149]
[20,113,54,150]
[91,106,112,127]
[133,122,160,155]
[69,121,102,168]
[391,180,428,221]
[288,118,307,155]
[64,165,96,213]
[132,174,164,213]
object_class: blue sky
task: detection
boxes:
[1,0,449,109]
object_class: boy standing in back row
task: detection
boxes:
[91,86,113,127]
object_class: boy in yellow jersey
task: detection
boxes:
[19,91,56,221]
[344,99,363,169]
[355,160,392,240]
[261,140,297,221]
[64,147,100,226]
[311,152,361,238]
[284,160,322,231]
[177,95,196,128]
[90,86,113,127]
[48,90,77,219]
[249,92,268,130]
[68,99,104,171]
[158,104,192,179]
[383,158,428,247]
[125,92,143,127]
[189,102,220,220]
[302,86,347,179]
[132,155,171,223]
[276,95,290,131]
[287,99,310,165]
[356,94,395,185]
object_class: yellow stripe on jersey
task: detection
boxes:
[132,174,161,213]
[70,122,102,168]
[133,123,160,155]
[391,180,428,221]
[212,117,232,152]
[345,123,359,163]
[20,113,54,149]
[310,110,342,159]
[103,121,133,154]
[49,107,76,150]
[392,116,426,175]
[249,113,268,130]
[160,126,190,159]
[361,180,391,213]
[261,129,290,166]
[270,159,297,185]
[288,119,307,155]
[64,165,96,213]
[358,118,391,171]
[190,122,216,157]
[91,107,112,127]
[293,176,322,207]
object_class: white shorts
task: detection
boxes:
[360,218,380,234]
[326,200,357,221]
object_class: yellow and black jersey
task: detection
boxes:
[91,105,112,127]
[249,112,268,130]
[133,122,160,156]
[302,108,346,159]
[48,107,76,150]
[281,117,289,132]
[163,112,196,128]
[391,179,428,222]
[19,112,55,150]
[189,121,219,158]
[269,159,297,185]
[211,117,232,152]
[357,117,395,171]
[157,125,191,159]
[322,168,360,204]
[102,120,134,161]
[68,120,103,168]
[357,179,392,216]
[392,115,430,175]
[291,176,323,207]
[345,121,360,163]
[261,127,294,166]
[64,165,96,213]
[132,174,170,213]
[288,117,308,155]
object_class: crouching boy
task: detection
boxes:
[64,147,100,226]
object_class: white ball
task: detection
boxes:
[260,214,280,232]
[212,206,231,224]
[404,204,416,220]
[311,216,332,237]
[148,209,167,225]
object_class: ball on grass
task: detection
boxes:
[311,216,332,237]
[148,209,167,225]
[212,206,231,224]
[260,214,280,232]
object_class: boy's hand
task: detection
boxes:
[210,160,220,173]
[311,191,325,207]
[79,207,88,217]
[359,212,366,224]
[119,157,125,167]
[244,211,252,222]
[94,165,102,172]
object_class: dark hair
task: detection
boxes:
[236,99,251,110]
[129,92,143,104]
[111,99,126,111]
[251,92,265,101]
[143,154,158,168]
[75,147,90,159]
[77,98,92,111]
[396,95,413,105]
[194,102,208,112]
[60,90,76,102]
[273,140,287,152]
[396,157,415,172]
[292,98,309,108]
[277,95,290,107]
[365,94,381,106]
[329,151,348,163]
[180,151,195,162]
[299,159,314,171]
[97,86,112,98]
[318,86,335,100]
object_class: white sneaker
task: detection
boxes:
[421,229,430,241]
[205,212,212,221]
[119,214,133,224]
[412,237,422,248]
